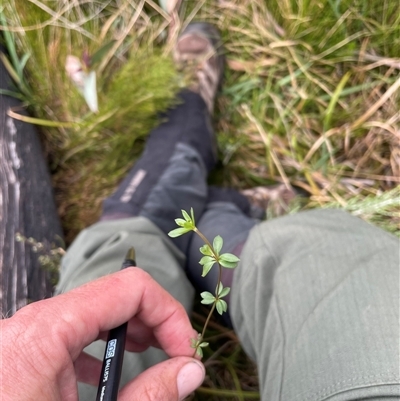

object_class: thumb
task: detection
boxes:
[118,356,205,401]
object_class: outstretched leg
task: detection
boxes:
[231,210,400,400]
[101,22,225,256]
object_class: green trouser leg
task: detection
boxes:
[56,216,194,399]
[232,209,399,400]
[57,209,399,400]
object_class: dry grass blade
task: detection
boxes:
[242,104,291,189]
[97,0,146,73]
[350,77,400,130]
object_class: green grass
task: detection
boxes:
[1,0,399,399]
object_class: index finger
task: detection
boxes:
[16,268,197,359]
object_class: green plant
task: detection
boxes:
[168,208,240,357]
[0,8,34,102]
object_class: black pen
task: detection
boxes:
[95,247,136,401]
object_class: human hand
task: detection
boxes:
[1,267,204,401]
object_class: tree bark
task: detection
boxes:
[0,56,63,317]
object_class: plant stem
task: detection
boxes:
[200,301,216,340]
[200,261,222,337]
[193,227,224,356]
[194,227,214,252]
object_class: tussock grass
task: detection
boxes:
[2,0,181,240]
[1,0,399,398]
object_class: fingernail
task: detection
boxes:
[177,360,205,400]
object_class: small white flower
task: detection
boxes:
[65,55,98,113]
[65,55,85,88]
[158,0,181,14]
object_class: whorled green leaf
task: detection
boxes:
[199,255,217,276]
[199,255,214,265]
[219,253,240,268]
[213,235,223,255]
[220,253,240,262]
[190,333,202,348]
[182,209,191,222]
[218,283,230,298]
[183,221,195,229]
[190,337,198,348]
[200,298,214,305]
[196,347,203,357]
[170,210,195,236]
[200,291,215,304]
[190,207,195,226]
[219,259,238,268]
[168,227,191,238]
[199,244,213,256]
[216,299,228,315]
[190,336,208,358]
[174,218,186,227]
[202,261,215,277]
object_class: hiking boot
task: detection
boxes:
[241,184,299,218]
[173,22,224,113]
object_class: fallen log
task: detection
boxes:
[0,55,63,317]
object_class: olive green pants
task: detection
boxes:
[56,209,400,400]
